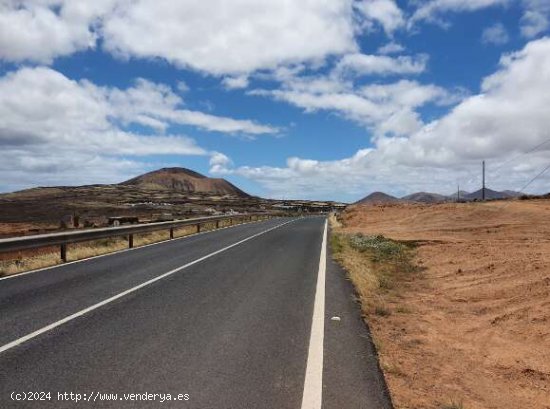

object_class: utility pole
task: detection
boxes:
[457,184,460,202]
[482,160,486,201]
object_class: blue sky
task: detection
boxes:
[1,1,550,202]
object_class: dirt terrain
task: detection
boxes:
[0,167,345,238]
[0,167,266,238]
[0,184,265,235]
[338,200,550,409]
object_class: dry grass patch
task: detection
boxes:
[440,400,465,409]
[330,230,420,317]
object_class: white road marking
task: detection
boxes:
[301,219,328,409]
[0,218,271,282]
[0,219,296,355]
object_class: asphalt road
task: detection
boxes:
[0,217,391,409]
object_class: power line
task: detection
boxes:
[459,137,550,192]
[491,138,550,175]
[484,160,550,214]
[517,161,550,194]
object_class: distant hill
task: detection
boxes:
[401,192,448,203]
[120,167,249,197]
[464,188,520,200]
[501,190,523,198]
[355,188,523,205]
[355,192,400,204]
[448,190,471,201]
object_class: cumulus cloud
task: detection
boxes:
[521,0,550,38]
[222,75,250,90]
[2,0,547,80]
[0,1,358,74]
[409,0,550,38]
[0,0,116,63]
[521,10,549,37]
[209,152,233,174]
[96,77,277,135]
[219,38,550,200]
[377,42,406,54]
[355,0,405,35]
[482,22,509,45]
[251,52,456,138]
[399,37,550,163]
[101,0,357,75]
[254,78,457,139]
[1,0,437,78]
[0,67,272,191]
[177,81,190,93]
[410,0,510,26]
[335,53,428,76]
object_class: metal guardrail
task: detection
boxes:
[0,213,274,262]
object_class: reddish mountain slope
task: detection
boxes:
[121,167,249,197]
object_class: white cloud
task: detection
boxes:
[355,0,405,35]
[521,0,550,38]
[209,152,233,174]
[410,0,510,26]
[98,77,278,135]
[177,81,189,93]
[521,10,549,37]
[0,66,205,152]
[220,38,550,200]
[251,52,454,138]
[253,78,456,138]
[222,75,250,90]
[377,42,406,54]
[2,0,547,83]
[405,36,550,163]
[482,22,509,45]
[335,53,428,76]
[0,66,271,191]
[102,0,357,75]
[0,1,358,74]
[409,0,549,39]
[172,110,277,135]
[0,0,117,63]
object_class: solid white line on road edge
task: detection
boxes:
[0,219,297,355]
[0,218,279,282]
[301,219,328,409]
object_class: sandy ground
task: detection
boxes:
[339,200,550,409]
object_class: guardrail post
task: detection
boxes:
[0,213,269,265]
[60,244,67,262]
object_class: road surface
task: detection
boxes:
[0,217,391,408]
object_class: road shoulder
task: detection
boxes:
[323,227,393,409]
